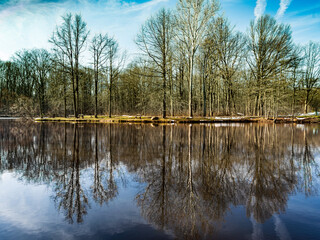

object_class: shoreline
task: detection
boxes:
[32,115,320,124]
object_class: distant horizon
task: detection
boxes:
[0,0,319,62]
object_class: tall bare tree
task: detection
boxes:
[50,13,89,117]
[176,0,219,117]
[136,8,175,118]
[301,42,320,113]
[90,34,110,118]
[288,45,303,117]
[206,17,246,115]
[106,37,124,118]
[30,49,52,118]
[51,52,69,117]
[247,15,295,116]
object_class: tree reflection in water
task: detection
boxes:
[0,121,319,238]
[92,124,118,206]
[53,124,89,223]
[133,124,320,239]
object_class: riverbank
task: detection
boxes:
[33,115,320,124]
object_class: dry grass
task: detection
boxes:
[32,115,320,124]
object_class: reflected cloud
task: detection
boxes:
[274,215,291,240]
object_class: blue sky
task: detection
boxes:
[0,0,319,61]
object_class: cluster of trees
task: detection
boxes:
[0,0,319,117]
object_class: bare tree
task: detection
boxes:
[176,0,219,117]
[106,37,125,118]
[29,49,52,118]
[13,51,34,98]
[206,17,246,115]
[288,45,303,117]
[50,13,89,117]
[136,8,175,118]
[247,15,296,116]
[13,49,52,117]
[51,52,69,117]
[90,34,111,118]
[301,42,320,113]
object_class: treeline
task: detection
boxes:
[0,0,320,118]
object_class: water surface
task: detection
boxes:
[0,120,319,239]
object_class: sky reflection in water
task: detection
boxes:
[0,120,319,240]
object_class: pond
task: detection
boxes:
[0,120,319,240]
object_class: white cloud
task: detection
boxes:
[276,0,292,19]
[0,0,173,61]
[279,3,320,44]
[251,216,264,240]
[287,14,320,44]
[254,0,267,20]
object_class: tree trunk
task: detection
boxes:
[188,53,194,117]
[202,70,206,117]
[64,80,67,118]
[163,69,166,118]
[304,89,310,114]
[94,59,98,118]
[71,71,77,117]
[75,64,79,118]
[109,59,113,118]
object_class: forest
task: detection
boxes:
[0,0,319,118]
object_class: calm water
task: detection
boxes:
[0,120,319,240]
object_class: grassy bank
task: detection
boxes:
[33,115,320,124]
